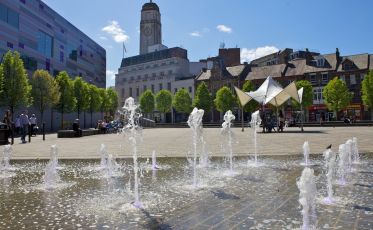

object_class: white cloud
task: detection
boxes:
[106,70,116,81]
[241,46,280,63]
[189,31,201,37]
[102,21,129,43]
[216,24,232,33]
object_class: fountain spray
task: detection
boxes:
[302,141,310,166]
[221,110,236,173]
[44,145,60,189]
[323,149,336,204]
[352,137,360,164]
[297,167,317,230]
[187,107,204,188]
[250,110,261,165]
[121,97,143,208]
[337,144,349,185]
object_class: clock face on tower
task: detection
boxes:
[143,26,153,37]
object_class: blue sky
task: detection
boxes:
[42,0,373,88]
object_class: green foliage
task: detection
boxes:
[30,70,60,122]
[292,80,313,109]
[323,77,352,114]
[99,88,109,114]
[242,80,259,112]
[155,90,172,113]
[139,90,155,114]
[362,71,373,109]
[0,51,32,116]
[87,84,102,113]
[55,71,76,114]
[106,88,119,116]
[173,88,192,114]
[193,82,213,112]
[214,86,236,112]
[73,77,90,118]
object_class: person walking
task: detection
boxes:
[29,114,37,136]
[19,111,30,143]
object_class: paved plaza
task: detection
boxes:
[10,126,373,160]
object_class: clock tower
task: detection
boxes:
[140,1,162,55]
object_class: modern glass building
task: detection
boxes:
[0,0,106,88]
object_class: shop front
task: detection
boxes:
[342,104,363,121]
[308,104,334,122]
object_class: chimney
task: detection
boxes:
[336,48,340,61]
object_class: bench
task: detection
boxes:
[57,129,99,138]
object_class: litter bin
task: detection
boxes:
[0,122,9,145]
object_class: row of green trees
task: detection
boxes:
[139,72,373,121]
[0,51,118,128]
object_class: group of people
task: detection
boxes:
[260,110,285,133]
[2,110,38,144]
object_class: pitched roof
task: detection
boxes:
[226,65,246,76]
[195,69,211,81]
[245,64,286,80]
[337,54,369,72]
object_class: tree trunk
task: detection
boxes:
[40,110,44,128]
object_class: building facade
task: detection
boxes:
[0,0,106,88]
[245,48,373,121]
[115,1,205,117]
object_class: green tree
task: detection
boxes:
[155,89,173,114]
[292,80,313,109]
[30,70,60,124]
[87,84,102,127]
[362,71,373,120]
[0,51,32,119]
[193,82,213,113]
[139,90,155,117]
[214,86,236,113]
[55,71,76,129]
[323,77,353,120]
[173,88,192,114]
[99,88,109,119]
[73,77,90,119]
[242,80,259,113]
[106,88,119,118]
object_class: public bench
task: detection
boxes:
[57,129,99,138]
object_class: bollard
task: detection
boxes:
[43,122,45,141]
[28,124,31,143]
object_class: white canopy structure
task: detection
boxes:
[235,76,303,108]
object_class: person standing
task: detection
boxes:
[19,111,30,143]
[29,114,37,136]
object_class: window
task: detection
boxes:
[350,74,356,85]
[19,42,24,49]
[7,42,13,48]
[160,71,164,76]
[174,88,177,93]
[189,86,192,93]
[159,83,163,90]
[167,82,171,91]
[143,85,147,92]
[321,73,328,84]
[317,58,325,67]
[136,87,139,97]
[0,3,19,29]
[309,74,316,84]
[20,0,26,4]
[313,87,323,104]
[168,70,173,75]
[361,74,366,80]
[37,31,53,58]
[340,75,345,82]
[151,84,154,93]
[46,60,50,71]
[129,88,133,97]
[121,88,125,98]
[59,51,64,62]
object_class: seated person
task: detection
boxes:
[72,119,82,137]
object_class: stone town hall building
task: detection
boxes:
[115,1,205,122]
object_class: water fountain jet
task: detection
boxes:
[297,167,317,230]
[323,149,336,204]
[187,107,204,188]
[221,110,235,173]
[249,110,261,166]
[301,141,310,166]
